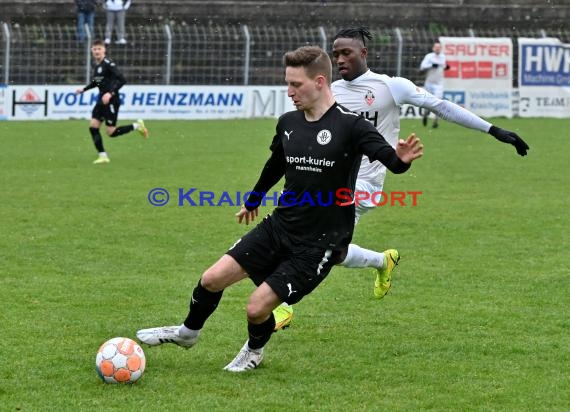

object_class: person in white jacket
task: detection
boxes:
[419,41,450,128]
[104,0,131,45]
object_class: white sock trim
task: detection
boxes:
[179,324,200,338]
[340,244,385,268]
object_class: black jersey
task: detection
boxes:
[83,58,126,97]
[246,102,410,249]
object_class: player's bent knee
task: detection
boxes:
[245,300,271,324]
[200,270,224,292]
[201,265,240,292]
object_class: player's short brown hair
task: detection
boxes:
[91,39,106,47]
[283,46,332,84]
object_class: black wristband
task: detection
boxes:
[244,191,262,211]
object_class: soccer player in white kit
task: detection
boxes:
[271,27,530,330]
[331,27,528,222]
[419,41,450,128]
[332,27,528,290]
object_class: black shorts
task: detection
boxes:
[91,96,120,127]
[226,215,344,305]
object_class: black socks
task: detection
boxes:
[247,313,276,350]
[109,124,134,137]
[183,280,223,330]
[89,127,105,152]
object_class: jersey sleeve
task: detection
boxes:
[385,76,427,106]
[244,132,286,210]
[388,77,491,132]
[419,53,433,71]
[107,61,127,94]
[83,80,97,92]
[353,117,410,174]
[423,99,492,132]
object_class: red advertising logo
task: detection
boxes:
[477,61,493,78]
[461,61,477,79]
[19,88,42,103]
[495,63,508,78]
[446,61,505,79]
[446,60,460,78]
[443,43,511,57]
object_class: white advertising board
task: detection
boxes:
[518,37,570,118]
[5,85,296,121]
[439,37,513,117]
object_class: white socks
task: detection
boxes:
[179,324,200,338]
[339,244,385,268]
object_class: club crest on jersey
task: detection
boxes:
[364,90,375,106]
[316,129,332,145]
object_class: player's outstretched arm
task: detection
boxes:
[236,205,258,225]
[396,133,424,164]
[488,126,530,156]
[393,77,529,157]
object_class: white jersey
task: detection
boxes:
[105,0,131,11]
[332,70,492,188]
[420,52,447,86]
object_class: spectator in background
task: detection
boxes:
[419,41,450,128]
[104,0,131,45]
[76,0,99,42]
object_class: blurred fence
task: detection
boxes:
[1,22,569,86]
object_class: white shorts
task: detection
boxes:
[354,179,384,224]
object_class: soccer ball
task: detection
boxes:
[95,337,146,383]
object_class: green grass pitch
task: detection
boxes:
[0,117,568,411]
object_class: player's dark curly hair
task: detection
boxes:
[333,27,373,46]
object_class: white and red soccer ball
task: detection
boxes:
[96,337,146,383]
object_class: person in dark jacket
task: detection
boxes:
[76,0,99,41]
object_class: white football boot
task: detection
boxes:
[223,341,264,372]
[136,325,199,348]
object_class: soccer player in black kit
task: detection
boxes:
[75,39,148,164]
[136,46,423,372]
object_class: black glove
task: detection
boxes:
[489,125,529,156]
[432,63,439,68]
[444,64,451,70]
